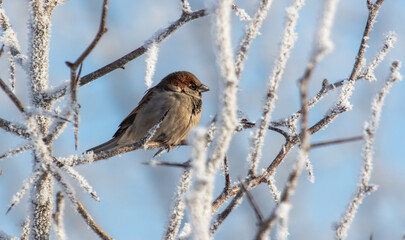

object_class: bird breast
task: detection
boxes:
[117,89,202,146]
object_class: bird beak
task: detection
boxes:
[199,84,210,92]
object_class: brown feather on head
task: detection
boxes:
[157,71,209,93]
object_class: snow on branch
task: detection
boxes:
[335,61,402,240]
[247,0,305,176]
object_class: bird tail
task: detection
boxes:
[86,138,119,154]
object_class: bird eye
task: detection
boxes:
[189,83,198,91]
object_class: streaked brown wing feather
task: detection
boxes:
[112,88,155,138]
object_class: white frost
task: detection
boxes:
[144,41,159,89]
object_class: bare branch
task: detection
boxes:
[223,155,231,190]
[143,160,190,168]
[76,198,113,240]
[66,0,108,150]
[239,178,264,224]
[210,190,244,235]
[0,77,25,112]
[310,136,363,149]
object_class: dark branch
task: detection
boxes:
[310,136,363,149]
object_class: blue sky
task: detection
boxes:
[1,0,405,239]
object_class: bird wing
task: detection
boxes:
[112,87,155,138]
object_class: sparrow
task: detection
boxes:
[87,71,209,154]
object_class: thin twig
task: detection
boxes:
[142,160,190,168]
[66,0,109,150]
[0,77,25,112]
[223,155,231,190]
[52,191,66,240]
[310,136,363,149]
[239,177,264,224]
[76,199,113,240]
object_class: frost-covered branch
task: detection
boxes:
[235,0,273,78]
[335,61,402,240]
[208,0,238,176]
[0,118,30,139]
[6,170,42,214]
[359,31,397,81]
[163,168,192,240]
[247,0,305,176]
[0,143,33,160]
[186,128,210,240]
[60,165,99,201]
[255,32,312,238]
[52,192,66,240]
[52,170,113,240]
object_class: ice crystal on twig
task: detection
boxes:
[360,32,397,81]
[232,4,251,21]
